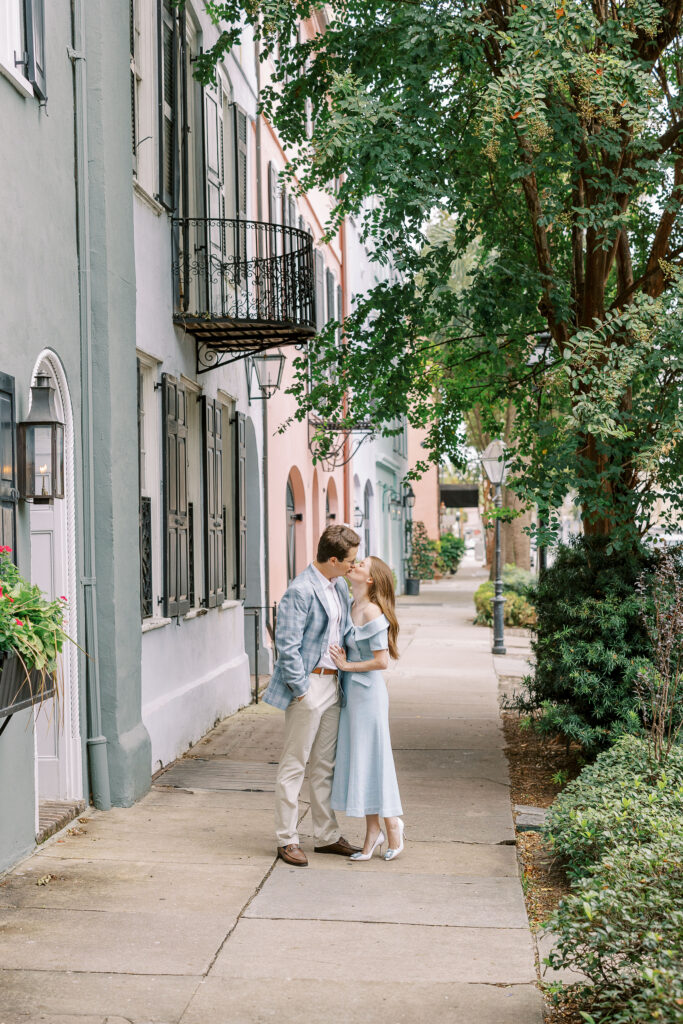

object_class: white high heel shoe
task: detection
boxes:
[350,830,385,860]
[384,819,405,861]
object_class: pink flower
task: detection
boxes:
[0,586,3,598]
[8,596,14,603]
[0,545,11,554]
[60,595,67,601]
[14,618,23,626]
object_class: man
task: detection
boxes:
[263,524,362,866]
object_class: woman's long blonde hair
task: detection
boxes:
[367,556,399,660]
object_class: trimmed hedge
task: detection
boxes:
[544,736,683,1024]
[474,564,536,628]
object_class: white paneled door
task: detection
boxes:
[30,357,81,806]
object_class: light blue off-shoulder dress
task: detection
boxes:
[331,614,403,818]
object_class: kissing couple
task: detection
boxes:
[263,524,405,865]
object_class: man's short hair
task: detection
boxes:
[317,524,360,563]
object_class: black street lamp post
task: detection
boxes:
[480,440,507,656]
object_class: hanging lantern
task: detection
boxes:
[353,505,364,529]
[18,375,64,505]
[404,484,416,510]
[249,349,285,399]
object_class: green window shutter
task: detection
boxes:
[202,397,225,608]
[234,412,247,601]
[162,374,190,617]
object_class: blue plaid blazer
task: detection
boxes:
[263,565,352,710]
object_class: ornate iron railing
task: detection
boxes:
[172,217,316,355]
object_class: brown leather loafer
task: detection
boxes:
[277,843,308,866]
[314,836,361,856]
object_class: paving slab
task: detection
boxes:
[0,969,198,1023]
[389,715,505,750]
[211,918,537,984]
[0,857,263,914]
[245,865,528,928]
[180,977,544,1024]
[299,839,519,876]
[0,907,228,975]
[393,746,509,783]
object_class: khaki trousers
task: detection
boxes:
[274,671,341,847]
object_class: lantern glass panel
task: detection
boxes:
[54,424,64,498]
[33,425,53,500]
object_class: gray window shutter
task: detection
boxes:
[202,397,225,608]
[234,412,247,601]
[326,268,335,324]
[157,0,177,210]
[314,250,325,332]
[268,162,279,224]
[0,372,17,560]
[25,0,46,101]
[232,103,248,277]
[130,0,137,162]
[163,374,190,617]
[337,283,343,343]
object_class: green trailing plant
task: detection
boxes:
[407,521,434,581]
[0,546,71,704]
[512,537,655,751]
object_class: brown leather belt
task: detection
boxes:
[311,667,337,675]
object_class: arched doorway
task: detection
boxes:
[326,477,339,525]
[30,352,82,805]
[312,468,320,541]
[286,468,305,583]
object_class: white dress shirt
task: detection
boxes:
[311,563,343,670]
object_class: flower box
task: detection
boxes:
[0,651,55,718]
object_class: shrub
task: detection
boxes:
[544,735,683,879]
[407,521,434,580]
[474,565,536,628]
[517,537,656,751]
[546,834,683,1024]
[439,533,465,574]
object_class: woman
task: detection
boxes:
[329,555,404,861]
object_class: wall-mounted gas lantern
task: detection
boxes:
[18,375,64,505]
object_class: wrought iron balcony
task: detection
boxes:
[172,217,317,373]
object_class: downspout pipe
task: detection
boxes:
[70,0,111,810]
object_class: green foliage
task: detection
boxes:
[439,533,465,574]
[191,0,683,549]
[544,735,683,879]
[474,564,536,627]
[515,537,655,750]
[0,548,69,681]
[544,735,683,1023]
[407,521,434,581]
[547,835,683,1024]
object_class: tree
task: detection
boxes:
[193,0,683,551]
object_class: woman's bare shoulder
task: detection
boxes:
[359,604,384,625]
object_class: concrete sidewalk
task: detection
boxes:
[0,564,542,1024]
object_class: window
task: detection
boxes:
[0,0,45,99]
[130,0,156,192]
[234,411,247,599]
[314,249,325,333]
[137,354,161,620]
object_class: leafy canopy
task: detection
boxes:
[193,0,683,547]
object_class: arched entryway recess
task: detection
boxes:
[326,477,339,526]
[29,351,82,812]
[286,467,306,584]
[244,417,268,673]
